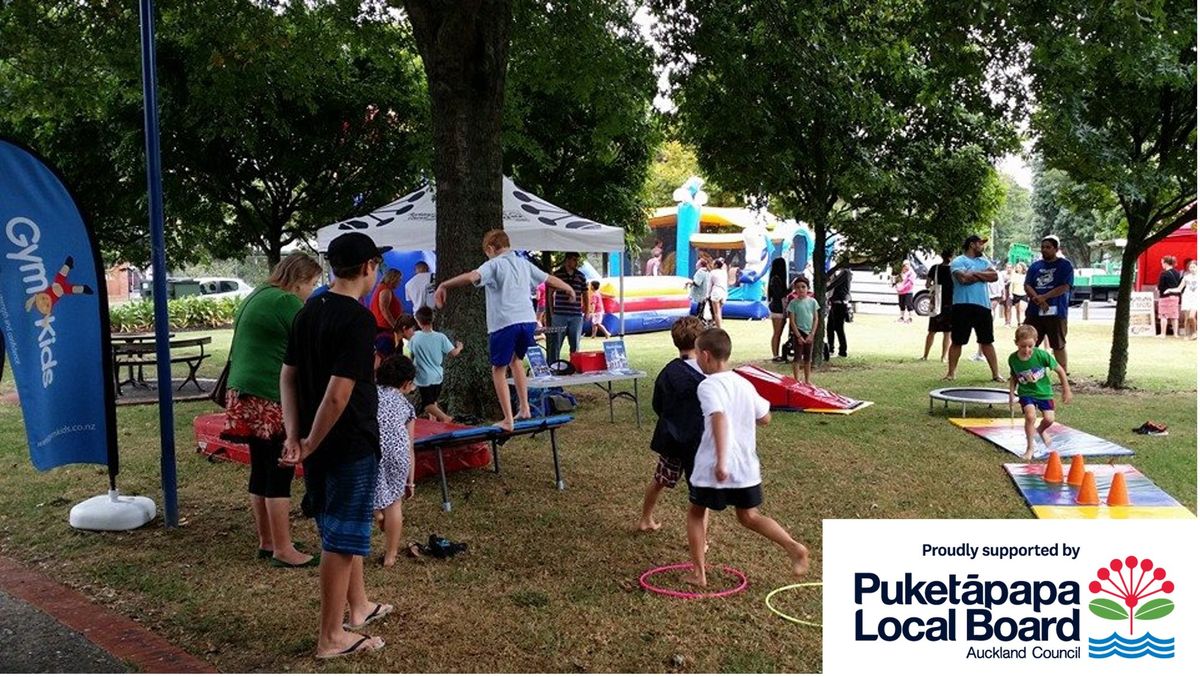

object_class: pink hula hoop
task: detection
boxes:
[639,562,749,599]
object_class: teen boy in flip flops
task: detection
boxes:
[434,229,576,431]
[1007,324,1073,461]
[280,232,395,659]
[683,328,810,588]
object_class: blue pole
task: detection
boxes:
[138,0,178,528]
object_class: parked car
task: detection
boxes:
[196,277,254,300]
[847,252,937,316]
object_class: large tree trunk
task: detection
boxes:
[405,0,512,417]
[809,212,828,367]
[1103,243,1141,389]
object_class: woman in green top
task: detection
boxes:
[223,253,323,567]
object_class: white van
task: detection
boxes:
[847,252,939,316]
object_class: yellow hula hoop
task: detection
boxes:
[764,582,823,627]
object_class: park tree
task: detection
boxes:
[1028,157,1123,269]
[503,0,659,241]
[0,0,430,267]
[1021,0,1196,388]
[991,173,1036,264]
[642,139,742,210]
[649,0,1020,361]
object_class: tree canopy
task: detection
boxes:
[649,0,1020,342]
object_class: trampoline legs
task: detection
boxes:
[551,428,565,491]
[491,440,501,474]
[436,446,451,512]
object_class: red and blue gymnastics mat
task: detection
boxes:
[1004,463,1193,519]
[950,418,1134,458]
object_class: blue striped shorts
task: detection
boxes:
[312,453,379,557]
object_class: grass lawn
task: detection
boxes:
[0,314,1194,672]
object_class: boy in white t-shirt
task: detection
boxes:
[683,328,810,588]
[435,229,575,430]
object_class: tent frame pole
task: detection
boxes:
[618,247,626,336]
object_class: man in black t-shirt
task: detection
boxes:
[280,232,391,659]
[923,249,954,361]
[1156,255,1184,336]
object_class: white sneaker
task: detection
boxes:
[969,354,985,362]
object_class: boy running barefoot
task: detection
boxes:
[434,229,575,431]
[683,328,810,587]
[1007,324,1072,461]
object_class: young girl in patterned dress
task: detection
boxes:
[373,354,418,567]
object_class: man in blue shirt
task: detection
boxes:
[1023,235,1075,371]
[945,234,1002,381]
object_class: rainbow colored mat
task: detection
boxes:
[950,418,1134,458]
[1004,463,1193,519]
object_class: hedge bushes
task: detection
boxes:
[110,296,240,333]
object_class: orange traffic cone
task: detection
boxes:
[1075,471,1100,505]
[1067,455,1086,486]
[1043,451,1064,483]
[1107,472,1131,506]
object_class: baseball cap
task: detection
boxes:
[1042,235,1061,247]
[327,233,391,268]
[963,234,989,249]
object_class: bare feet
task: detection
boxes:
[1022,450,1034,462]
[494,418,515,432]
[381,557,397,568]
[681,567,707,588]
[789,542,811,578]
[942,374,955,381]
[517,407,533,420]
[636,518,662,532]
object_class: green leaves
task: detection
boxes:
[1088,598,1129,621]
[1134,599,1175,621]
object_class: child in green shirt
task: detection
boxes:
[1007,324,1072,460]
[786,277,821,384]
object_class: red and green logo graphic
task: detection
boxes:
[1087,556,1174,659]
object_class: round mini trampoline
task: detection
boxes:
[928,387,1010,417]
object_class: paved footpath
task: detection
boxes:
[0,556,216,673]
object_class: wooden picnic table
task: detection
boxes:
[112,335,212,396]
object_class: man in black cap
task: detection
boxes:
[945,234,1003,381]
[280,232,392,659]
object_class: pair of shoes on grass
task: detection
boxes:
[1132,421,1169,436]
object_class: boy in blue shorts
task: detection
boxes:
[434,229,575,430]
[1007,324,1073,460]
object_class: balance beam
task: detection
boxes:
[413,415,574,511]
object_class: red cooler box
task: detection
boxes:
[570,350,607,373]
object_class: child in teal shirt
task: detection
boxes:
[786,277,821,384]
[1007,324,1073,460]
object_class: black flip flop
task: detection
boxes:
[316,633,382,660]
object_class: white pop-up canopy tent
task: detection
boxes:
[317,176,631,332]
[317,176,625,253]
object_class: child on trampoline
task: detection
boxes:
[684,328,809,588]
[1007,324,1072,461]
[434,229,575,431]
[639,316,706,531]
[373,354,418,567]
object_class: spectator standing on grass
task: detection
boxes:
[549,252,589,361]
[1176,260,1197,339]
[1007,262,1028,326]
[369,269,403,359]
[280,232,392,660]
[708,258,728,328]
[944,234,1003,381]
[1023,236,1074,372]
[988,265,1007,322]
[224,252,323,568]
[1156,255,1183,338]
[894,260,916,323]
[826,266,852,359]
[689,259,711,321]
[922,249,954,361]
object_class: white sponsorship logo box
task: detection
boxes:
[824,519,1198,676]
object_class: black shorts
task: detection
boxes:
[1011,294,1027,304]
[689,484,764,511]
[928,312,953,333]
[897,293,914,311]
[951,304,994,346]
[1026,314,1068,350]
[248,437,294,499]
[792,330,814,362]
[418,383,443,409]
